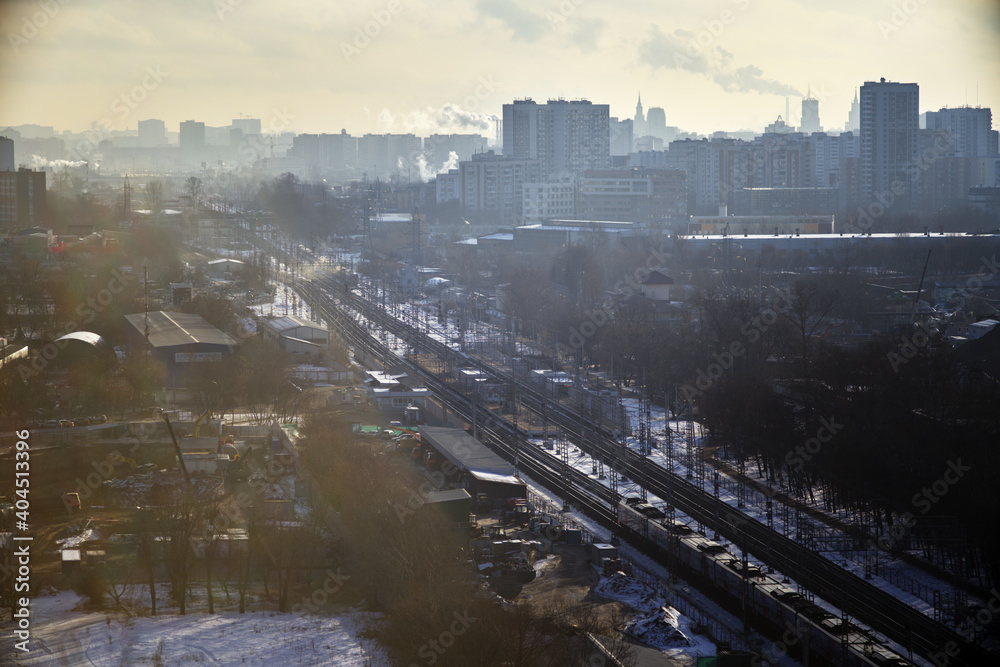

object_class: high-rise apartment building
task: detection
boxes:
[860,78,919,205]
[357,133,423,177]
[0,136,14,171]
[179,120,206,151]
[459,150,541,225]
[137,119,166,146]
[924,106,995,157]
[288,131,358,170]
[502,98,610,178]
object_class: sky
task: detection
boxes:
[1,0,998,139]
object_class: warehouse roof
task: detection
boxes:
[54,331,109,348]
[420,426,514,476]
[124,311,236,348]
[262,316,325,333]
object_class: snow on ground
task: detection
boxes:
[594,572,661,613]
[6,590,388,667]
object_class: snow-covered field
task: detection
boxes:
[6,591,387,666]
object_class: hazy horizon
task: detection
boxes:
[1,0,999,138]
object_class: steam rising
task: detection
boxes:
[30,155,87,169]
[376,104,497,134]
[415,150,459,181]
[639,24,801,97]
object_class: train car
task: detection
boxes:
[615,501,914,667]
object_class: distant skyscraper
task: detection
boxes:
[800,95,821,133]
[502,99,539,159]
[646,107,667,139]
[137,119,166,146]
[502,98,610,178]
[0,136,14,171]
[179,120,206,151]
[609,117,633,156]
[860,78,919,205]
[846,89,860,132]
[633,93,646,137]
[924,106,994,157]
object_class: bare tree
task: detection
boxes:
[185,176,203,211]
[134,507,158,616]
[778,278,840,368]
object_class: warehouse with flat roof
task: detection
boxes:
[124,311,236,386]
[419,426,526,504]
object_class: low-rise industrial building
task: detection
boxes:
[260,315,329,356]
[419,426,526,505]
[206,258,245,277]
[124,311,237,386]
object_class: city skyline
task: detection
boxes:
[1,0,998,138]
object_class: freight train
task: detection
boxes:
[617,502,913,667]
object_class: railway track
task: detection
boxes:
[248,232,995,667]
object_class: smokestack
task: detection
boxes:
[785,96,789,123]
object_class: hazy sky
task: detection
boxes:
[2,0,998,138]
